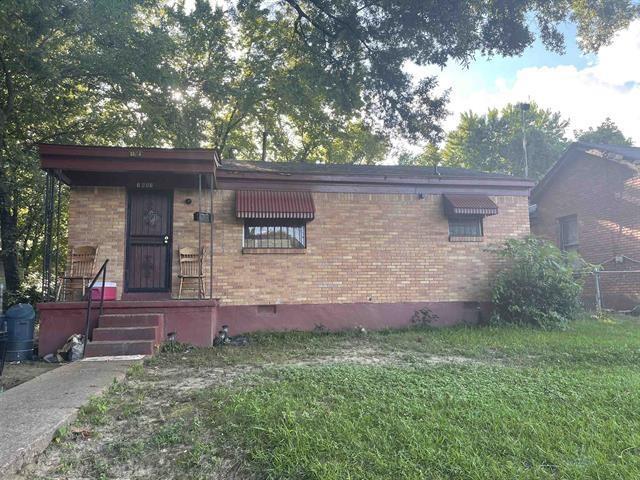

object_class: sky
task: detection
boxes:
[406,20,640,146]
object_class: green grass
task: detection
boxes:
[26,315,640,480]
[210,364,640,479]
[199,317,640,479]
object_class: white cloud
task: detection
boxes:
[439,20,640,144]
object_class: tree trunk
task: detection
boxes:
[0,55,19,292]
[0,173,20,292]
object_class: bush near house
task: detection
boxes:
[492,236,586,329]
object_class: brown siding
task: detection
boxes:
[532,153,640,309]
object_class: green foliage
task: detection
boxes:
[160,340,192,354]
[491,237,586,329]
[0,0,174,295]
[2,283,42,310]
[441,103,569,179]
[398,143,442,167]
[256,0,639,142]
[164,1,390,163]
[575,117,634,146]
[79,395,111,426]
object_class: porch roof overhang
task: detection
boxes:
[443,194,498,216]
[216,164,534,196]
[236,190,315,219]
[39,144,219,187]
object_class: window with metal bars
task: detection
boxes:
[448,216,483,239]
[243,220,306,249]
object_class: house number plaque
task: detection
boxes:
[136,182,154,189]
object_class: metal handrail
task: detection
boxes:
[83,259,109,357]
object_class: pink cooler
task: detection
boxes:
[90,282,117,301]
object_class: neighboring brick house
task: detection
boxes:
[37,144,532,356]
[530,142,640,310]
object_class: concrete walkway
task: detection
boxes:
[0,357,141,476]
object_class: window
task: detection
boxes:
[448,216,483,239]
[243,220,306,249]
[559,215,578,251]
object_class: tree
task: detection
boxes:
[575,118,633,146]
[259,0,639,143]
[161,0,389,163]
[441,104,569,179]
[398,144,442,167]
[0,0,174,294]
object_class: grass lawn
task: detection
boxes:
[18,315,640,479]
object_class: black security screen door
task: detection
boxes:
[126,190,173,292]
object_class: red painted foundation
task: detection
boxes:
[37,300,218,356]
[218,301,492,336]
[37,299,491,356]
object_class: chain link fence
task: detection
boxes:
[580,264,640,312]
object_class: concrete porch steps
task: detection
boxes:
[99,313,165,328]
[85,313,165,358]
[84,340,155,357]
[92,326,159,342]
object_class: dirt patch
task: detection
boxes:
[1,361,60,391]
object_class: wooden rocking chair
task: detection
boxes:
[57,246,99,301]
[178,247,205,299]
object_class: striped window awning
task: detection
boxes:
[236,190,315,220]
[443,194,498,216]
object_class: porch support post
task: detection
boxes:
[209,173,214,299]
[42,171,55,300]
[53,177,63,295]
[198,173,202,299]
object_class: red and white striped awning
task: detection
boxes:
[443,194,498,216]
[236,190,315,220]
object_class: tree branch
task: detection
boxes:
[284,0,374,53]
[283,0,336,39]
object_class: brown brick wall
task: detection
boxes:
[531,154,640,309]
[67,187,127,297]
[210,191,530,305]
[67,187,530,305]
[172,189,214,297]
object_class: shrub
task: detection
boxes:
[491,237,587,329]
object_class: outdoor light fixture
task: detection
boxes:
[185,198,192,205]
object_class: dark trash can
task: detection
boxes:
[5,304,35,362]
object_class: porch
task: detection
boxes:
[38,144,221,356]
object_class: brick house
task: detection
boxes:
[530,142,640,310]
[38,144,532,356]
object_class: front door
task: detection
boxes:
[126,190,173,292]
